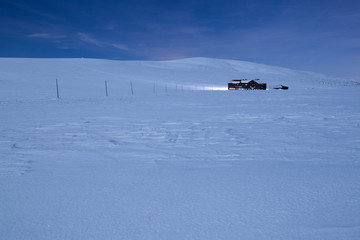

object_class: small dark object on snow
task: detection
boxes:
[273,85,289,90]
[228,79,267,90]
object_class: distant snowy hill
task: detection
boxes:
[0,57,353,100]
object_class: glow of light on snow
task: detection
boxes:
[187,85,228,91]
[203,86,228,91]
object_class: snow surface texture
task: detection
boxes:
[1,58,359,239]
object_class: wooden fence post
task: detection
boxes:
[56,79,60,99]
[130,80,134,95]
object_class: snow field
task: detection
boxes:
[0,58,360,239]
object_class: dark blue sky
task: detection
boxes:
[1,0,359,78]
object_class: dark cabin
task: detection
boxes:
[228,79,267,90]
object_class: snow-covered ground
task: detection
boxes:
[1,58,359,239]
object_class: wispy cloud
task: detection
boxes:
[28,33,66,39]
[105,25,116,31]
[177,26,209,35]
[76,33,132,53]
[77,32,103,47]
[112,43,129,51]
[6,1,64,22]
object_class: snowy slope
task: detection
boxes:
[0,58,359,240]
[0,57,353,100]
